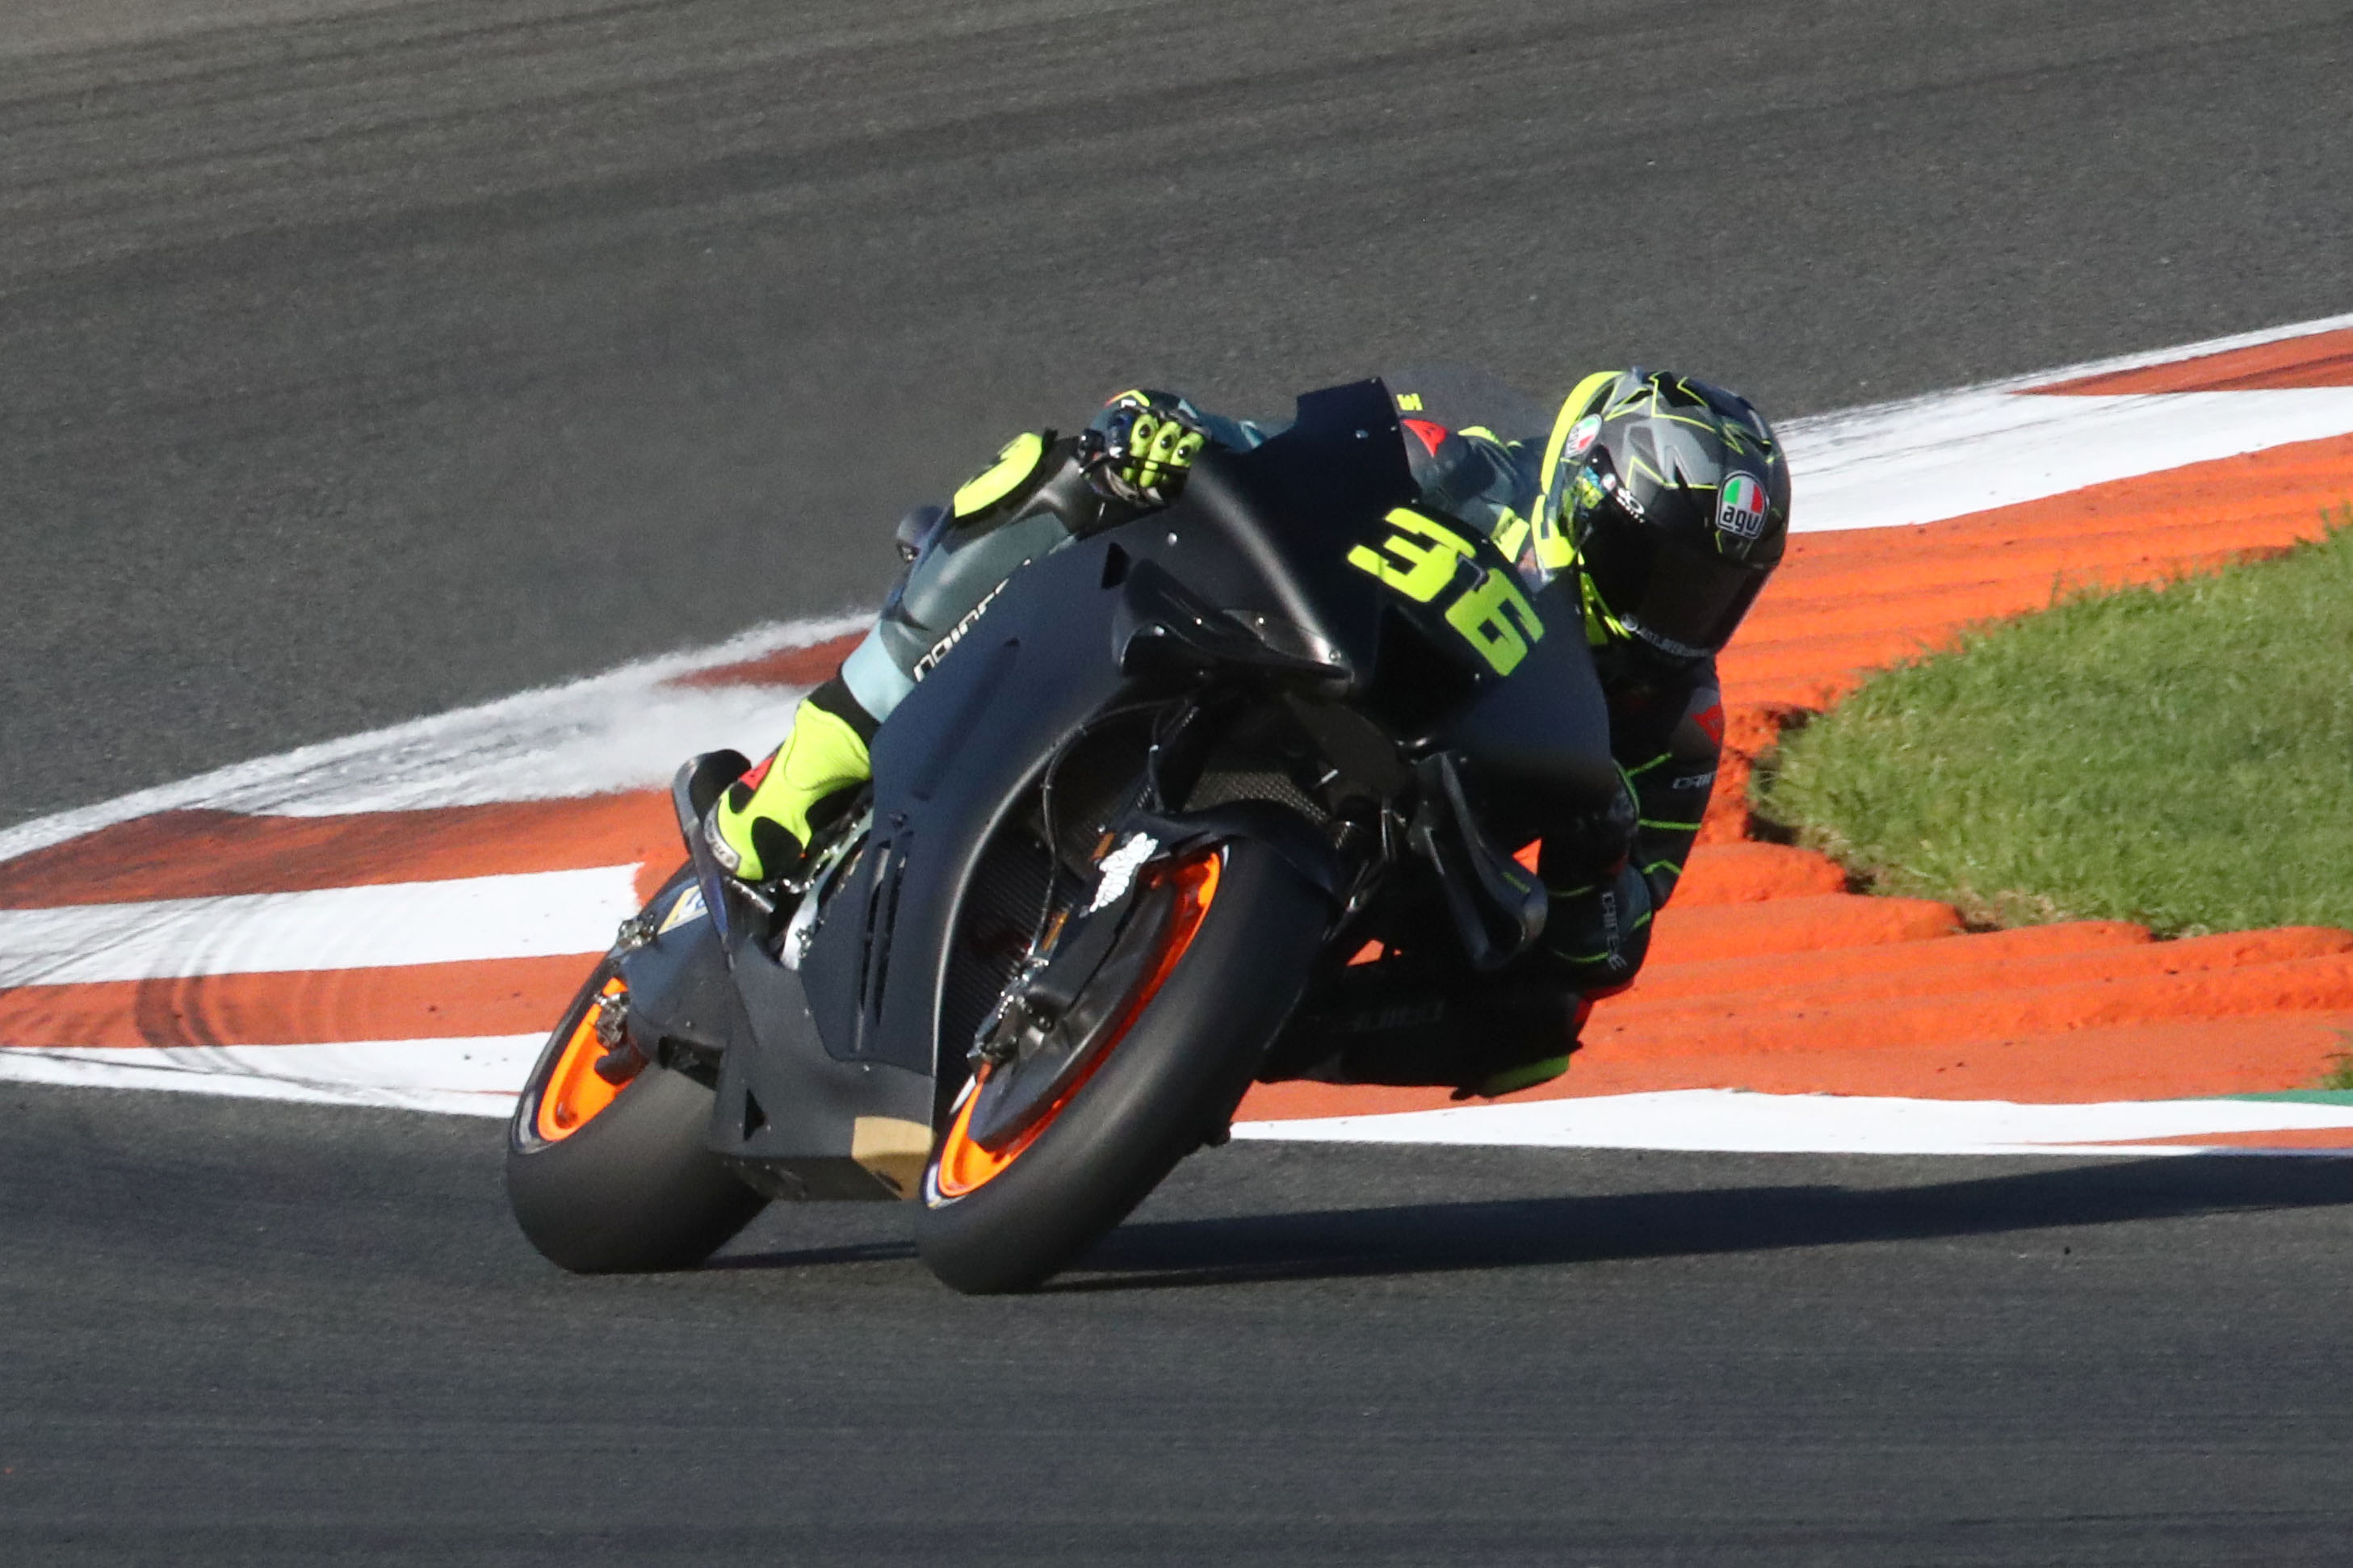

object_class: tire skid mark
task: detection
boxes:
[0,794,677,908]
[0,866,642,987]
[0,955,595,1049]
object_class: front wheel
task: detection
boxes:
[505,959,768,1273]
[914,837,1330,1293]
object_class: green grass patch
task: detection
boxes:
[1755,514,2353,937]
[2233,1086,2353,1103]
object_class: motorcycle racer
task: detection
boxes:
[707,370,1790,1094]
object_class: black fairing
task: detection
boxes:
[612,876,741,1071]
[614,878,927,1199]
[817,379,1618,1086]
[651,755,934,1199]
[686,379,1621,1189]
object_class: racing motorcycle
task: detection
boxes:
[505,379,1620,1293]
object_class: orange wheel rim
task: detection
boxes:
[534,977,630,1143]
[933,850,1223,1200]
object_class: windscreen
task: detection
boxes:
[1378,365,1554,446]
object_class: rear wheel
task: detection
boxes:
[915,837,1329,1293]
[505,959,768,1273]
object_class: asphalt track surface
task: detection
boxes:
[9,1080,2353,1565]
[7,2,2353,1562]
[7,0,2353,824]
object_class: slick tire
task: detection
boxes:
[915,838,1329,1294]
[506,966,768,1274]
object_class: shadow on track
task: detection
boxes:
[1053,1155,2353,1292]
[703,1239,910,1271]
[709,1152,2353,1289]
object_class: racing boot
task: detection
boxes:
[1536,858,1654,998]
[706,677,878,883]
[1445,825,1655,1099]
[1262,966,1589,1100]
[1452,985,1593,1100]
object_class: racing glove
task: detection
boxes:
[1079,390,1208,508]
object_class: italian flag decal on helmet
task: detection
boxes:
[1718,472,1769,541]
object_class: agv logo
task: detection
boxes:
[1717,472,1769,540]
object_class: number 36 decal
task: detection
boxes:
[1345,507,1545,676]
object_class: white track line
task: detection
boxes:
[0,611,864,866]
[246,680,812,818]
[1999,308,2353,392]
[1774,308,2353,534]
[0,1037,538,1117]
[1233,1089,2353,1158]
[1782,388,2353,535]
[0,866,640,985]
[7,1043,2347,1157]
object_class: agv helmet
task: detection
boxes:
[1550,369,1790,664]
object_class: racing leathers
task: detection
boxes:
[711,379,1733,1092]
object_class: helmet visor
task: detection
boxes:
[1578,503,1770,660]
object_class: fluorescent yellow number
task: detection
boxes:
[1346,509,1474,603]
[1444,568,1546,676]
[1348,508,1546,674]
